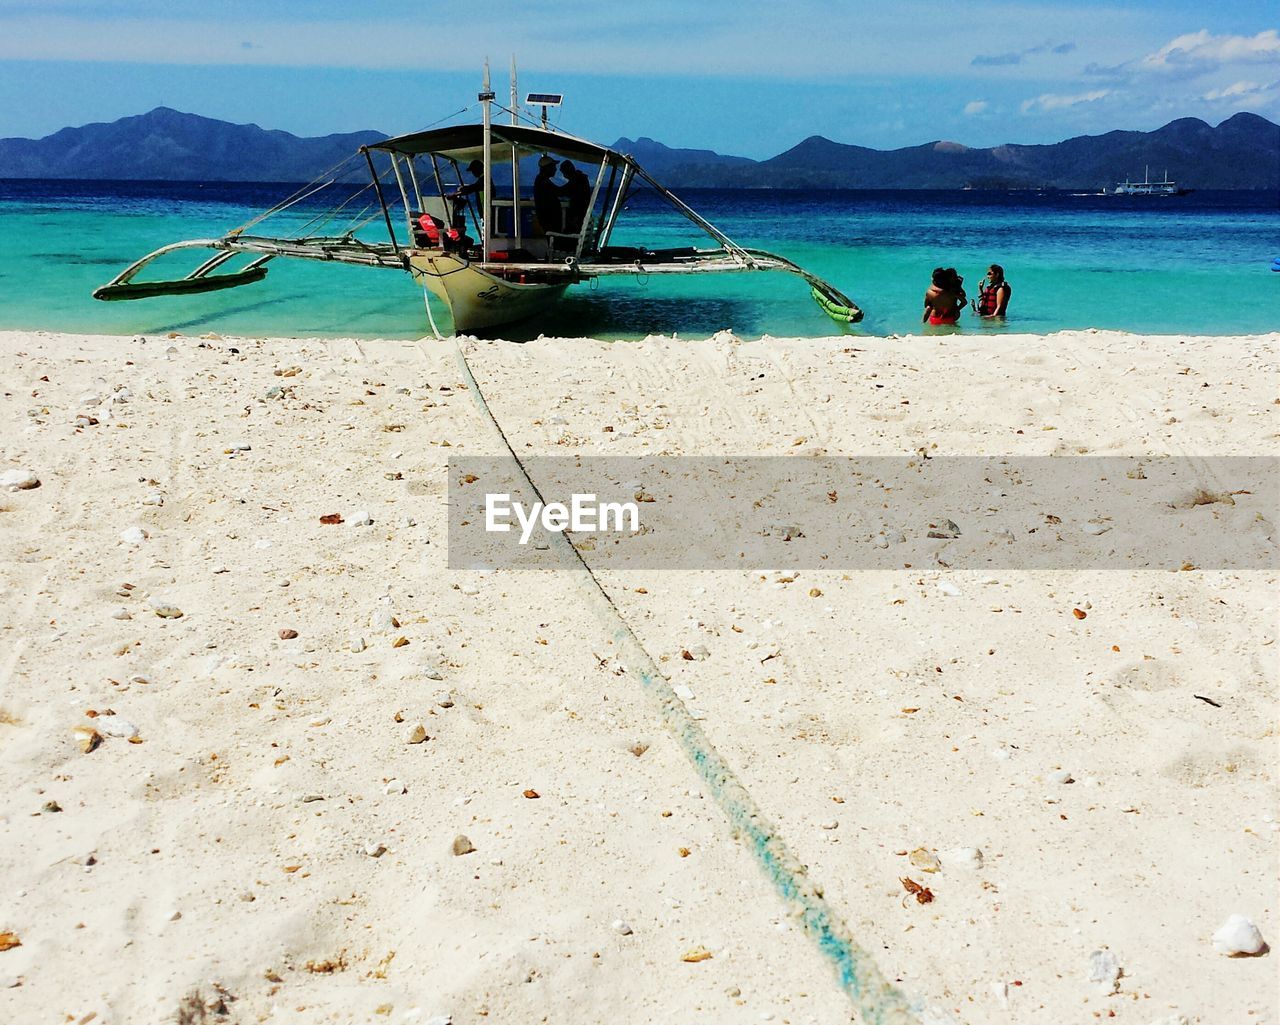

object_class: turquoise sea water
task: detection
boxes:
[0,180,1276,339]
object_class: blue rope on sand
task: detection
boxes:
[451,340,925,1025]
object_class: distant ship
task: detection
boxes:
[1111,166,1190,196]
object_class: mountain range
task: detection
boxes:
[0,107,385,182]
[0,107,1276,190]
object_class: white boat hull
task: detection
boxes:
[409,253,569,333]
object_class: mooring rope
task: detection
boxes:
[449,339,926,1025]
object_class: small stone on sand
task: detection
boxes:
[1,469,40,491]
[939,847,984,871]
[149,596,183,619]
[452,834,475,856]
[96,717,140,740]
[1212,914,1266,956]
[1087,948,1121,993]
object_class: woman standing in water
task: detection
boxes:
[972,264,1012,318]
[923,267,966,325]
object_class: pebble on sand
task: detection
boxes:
[927,519,962,540]
[1087,948,1121,993]
[1212,914,1267,957]
[405,723,428,744]
[0,469,40,491]
[909,847,941,872]
[611,919,634,935]
[352,510,374,526]
[72,724,103,754]
[96,717,140,740]
[149,596,184,619]
[119,526,149,544]
[452,835,476,856]
[938,847,984,871]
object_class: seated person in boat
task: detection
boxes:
[533,155,562,234]
[971,264,1011,318]
[923,267,966,325]
[560,160,593,233]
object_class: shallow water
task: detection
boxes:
[1,179,1275,339]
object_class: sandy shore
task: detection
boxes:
[0,328,1275,1025]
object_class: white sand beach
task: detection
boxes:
[0,328,1275,1025]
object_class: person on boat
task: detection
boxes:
[450,159,485,199]
[923,267,966,325]
[533,155,562,235]
[971,264,1011,318]
[560,160,593,233]
[448,159,486,231]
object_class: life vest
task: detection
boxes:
[976,280,1004,316]
[418,214,442,245]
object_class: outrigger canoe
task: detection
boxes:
[95,64,863,335]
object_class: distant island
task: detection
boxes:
[0,106,1275,190]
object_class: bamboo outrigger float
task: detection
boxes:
[95,63,863,334]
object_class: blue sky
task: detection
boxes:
[0,0,1276,156]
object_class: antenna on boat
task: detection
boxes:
[510,55,518,127]
[510,56,522,252]
[480,58,494,264]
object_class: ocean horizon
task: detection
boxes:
[2,178,1276,340]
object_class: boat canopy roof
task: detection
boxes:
[369,123,618,166]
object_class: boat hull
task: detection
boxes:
[408,253,569,333]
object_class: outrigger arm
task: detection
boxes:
[92,234,404,302]
[626,163,863,323]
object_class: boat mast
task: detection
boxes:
[510,56,522,253]
[480,59,494,263]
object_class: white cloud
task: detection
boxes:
[1020,89,1111,114]
[1140,29,1280,74]
[963,100,988,115]
[1201,80,1278,102]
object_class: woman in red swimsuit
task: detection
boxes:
[923,267,966,326]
